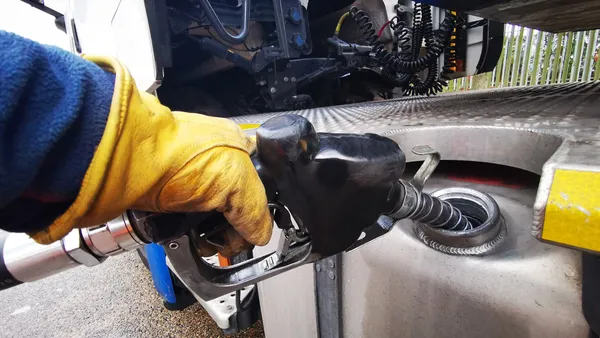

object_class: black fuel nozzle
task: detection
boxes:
[253,115,406,256]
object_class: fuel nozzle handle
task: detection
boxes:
[141,114,407,255]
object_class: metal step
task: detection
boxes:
[234,82,600,135]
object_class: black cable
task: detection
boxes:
[204,28,251,52]
[21,0,62,18]
[187,35,253,72]
[185,24,202,32]
[296,65,339,86]
[203,27,266,52]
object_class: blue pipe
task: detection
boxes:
[145,243,177,304]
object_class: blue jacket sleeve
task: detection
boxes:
[0,30,115,233]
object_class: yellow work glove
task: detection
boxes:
[29,56,273,257]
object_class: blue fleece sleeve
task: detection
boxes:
[0,30,115,233]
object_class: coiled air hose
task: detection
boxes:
[350,4,457,96]
[391,17,412,60]
[351,6,449,74]
[381,17,413,87]
[411,3,423,60]
[405,4,451,96]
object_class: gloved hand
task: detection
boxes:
[30,56,273,257]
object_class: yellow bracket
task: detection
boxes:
[542,169,600,252]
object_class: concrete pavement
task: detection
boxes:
[0,251,264,338]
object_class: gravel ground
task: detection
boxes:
[0,251,264,338]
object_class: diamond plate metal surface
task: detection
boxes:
[233,82,600,251]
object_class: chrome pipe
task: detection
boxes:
[0,214,147,291]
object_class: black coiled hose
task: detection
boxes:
[411,3,423,60]
[421,4,435,49]
[406,4,437,95]
[407,7,458,96]
[405,5,451,96]
[405,63,446,95]
[381,67,412,87]
[352,7,378,45]
[351,6,445,74]
[350,5,457,95]
[390,17,411,60]
[381,17,413,87]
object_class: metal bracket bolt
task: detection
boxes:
[328,271,336,280]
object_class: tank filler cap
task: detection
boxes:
[414,187,507,256]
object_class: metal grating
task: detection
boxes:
[234,82,600,135]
